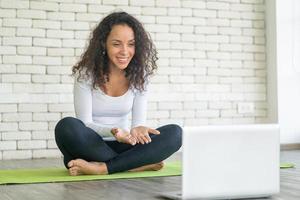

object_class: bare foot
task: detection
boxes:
[67,159,108,176]
[129,162,164,172]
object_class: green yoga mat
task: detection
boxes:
[0,161,181,185]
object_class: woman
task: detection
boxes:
[55,11,182,176]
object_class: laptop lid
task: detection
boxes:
[182,124,280,200]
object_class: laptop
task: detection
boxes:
[160,124,280,200]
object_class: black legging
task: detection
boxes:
[54,117,182,174]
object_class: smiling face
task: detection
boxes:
[106,24,135,72]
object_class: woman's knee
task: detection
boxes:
[54,117,81,139]
[163,124,183,151]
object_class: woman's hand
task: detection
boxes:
[130,126,160,144]
[111,128,137,146]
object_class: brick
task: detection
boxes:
[0,104,17,112]
[32,75,60,83]
[19,122,48,131]
[218,11,240,19]
[156,16,182,24]
[243,28,265,36]
[220,44,242,51]
[158,49,181,58]
[2,113,32,122]
[0,141,16,150]
[142,7,167,15]
[170,25,193,33]
[207,1,230,10]
[0,122,18,131]
[168,8,192,16]
[219,27,242,35]
[47,66,72,74]
[62,21,90,30]
[30,1,59,11]
[148,111,169,119]
[48,104,74,112]
[0,83,12,93]
[33,113,61,121]
[3,18,32,27]
[2,74,31,83]
[44,84,73,93]
[195,26,218,34]
[76,13,103,22]
[241,12,264,20]
[184,101,207,110]
[61,75,74,83]
[33,38,61,47]
[33,20,60,29]
[0,64,16,73]
[3,150,32,160]
[208,68,231,76]
[230,36,253,44]
[182,1,205,8]
[219,60,242,68]
[231,20,252,27]
[48,48,74,56]
[195,43,218,51]
[243,45,265,53]
[0,9,16,17]
[18,104,47,112]
[155,41,170,49]
[157,66,181,74]
[231,4,253,11]
[47,30,74,39]
[181,34,205,42]
[130,0,154,6]
[62,39,86,48]
[231,52,253,60]
[47,12,75,21]
[182,67,206,75]
[182,17,205,25]
[17,9,46,19]
[196,110,220,118]
[32,131,54,140]
[0,46,16,55]
[158,102,182,110]
[144,24,168,33]
[0,0,29,9]
[62,56,77,65]
[193,9,216,18]
[171,110,195,118]
[3,37,32,46]
[33,56,61,65]
[18,140,47,150]
[206,18,230,26]
[88,5,115,13]
[13,83,44,93]
[59,3,87,12]
[17,65,45,74]
[0,27,15,36]
[209,102,232,109]
[195,59,218,67]
[207,52,231,60]
[170,58,194,66]
[17,47,46,56]
[156,33,180,41]
[135,15,155,23]
[103,0,128,5]
[170,75,194,83]
[156,0,180,7]
[33,149,61,158]
[17,28,45,37]
[3,56,32,64]
[182,50,205,59]
[185,118,208,126]
[1,132,31,140]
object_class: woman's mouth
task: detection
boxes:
[117,57,129,64]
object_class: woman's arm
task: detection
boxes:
[73,77,112,137]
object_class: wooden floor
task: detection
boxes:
[0,150,300,200]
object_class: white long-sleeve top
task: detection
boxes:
[73,76,147,137]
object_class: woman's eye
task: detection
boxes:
[129,43,135,47]
[113,43,120,46]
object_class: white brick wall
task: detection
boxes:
[0,0,267,160]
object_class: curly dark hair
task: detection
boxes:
[72,11,158,92]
